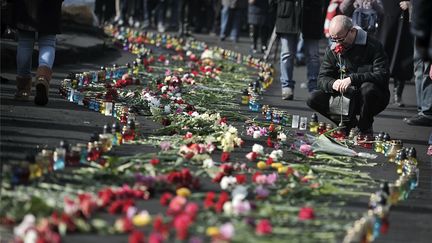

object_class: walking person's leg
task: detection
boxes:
[303,38,320,92]
[34,33,56,106]
[280,34,298,100]
[15,30,35,101]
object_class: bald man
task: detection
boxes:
[307,15,390,135]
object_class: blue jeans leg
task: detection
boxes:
[38,34,56,69]
[16,31,56,77]
[414,47,432,118]
[279,34,297,89]
[17,31,35,77]
[230,9,241,41]
[220,5,229,38]
[304,38,320,92]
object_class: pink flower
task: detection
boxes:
[168,196,187,215]
[246,152,258,161]
[299,144,314,157]
[255,219,272,235]
[148,232,164,243]
[159,141,171,151]
[298,206,315,220]
[219,222,235,240]
[266,173,278,185]
[184,202,199,219]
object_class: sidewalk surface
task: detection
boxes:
[1,27,431,243]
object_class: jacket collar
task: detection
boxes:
[353,26,367,45]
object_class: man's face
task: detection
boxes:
[330,28,354,46]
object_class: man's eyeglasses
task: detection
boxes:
[330,29,351,43]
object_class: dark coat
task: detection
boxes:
[269,0,323,39]
[248,0,269,26]
[222,0,248,9]
[318,31,390,96]
[14,0,63,34]
[378,0,413,81]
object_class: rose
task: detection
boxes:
[298,206,315,220]
[334,43,345,54]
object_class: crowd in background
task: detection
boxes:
[91,0,431,129]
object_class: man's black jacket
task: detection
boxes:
[318,29,390,97]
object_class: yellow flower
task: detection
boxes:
[176,187,191,198]
[257,161,267,170]
[277,166,288,174]
[271,163,283,169]
[206,226,220,237]
[132,212,152,227]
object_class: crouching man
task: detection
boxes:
[307,15,390,136]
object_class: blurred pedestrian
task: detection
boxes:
[379,0,413,107]
[13,0,63,106]
[248,0,270,53]
[404,0,432,126]
[220,0,248,43]
[94,0,116,25]
[270,0,323,100]
[340,0,383,36]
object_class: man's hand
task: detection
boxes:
[332,79,341,92]
[400,1,410,10]
[332,77,351,93]
[338,77,352,93]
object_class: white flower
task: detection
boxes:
[161,85,168,93]
[232,199,251,216]
[223,201,233,216]
[164,105,171,114]
[277,132,287,141]
[228,126,238,134]
[190,111,199,117]
[23,229,38,243]
[149,97,160,108]
[253,130,261,139]
[252,144,264,155]
[269,150,283,160]
[203,158,214,168]
[14,214,35,237]
[220,176,237,191]
[232,185,248,201]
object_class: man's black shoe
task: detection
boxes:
[406,115,432,126]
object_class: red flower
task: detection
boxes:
[221,152,230,162]
[266,137,274,148]
[266,157,273,165]
[235,174,246,184]
[204,192,216,209]
[184,202,199,219]
[220,164,233,174]
[149,232,164,243]
[108,200,124,214]
[174,213,191,240]
[219,117,227,125]
[212,172,225,183]
[252,172,262,183]
[150,157,160,166]
[129,230,145,243]
[160,192,174,206]
[298,207,315,220]
[153,216,169,235]
[255,219,272,235]
[334,43,344,54]
[215,192,229,213]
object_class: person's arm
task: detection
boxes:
[318,48,339,93]
[372,0,384,15]
[339,0,355,16]
[348,41,390,88]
